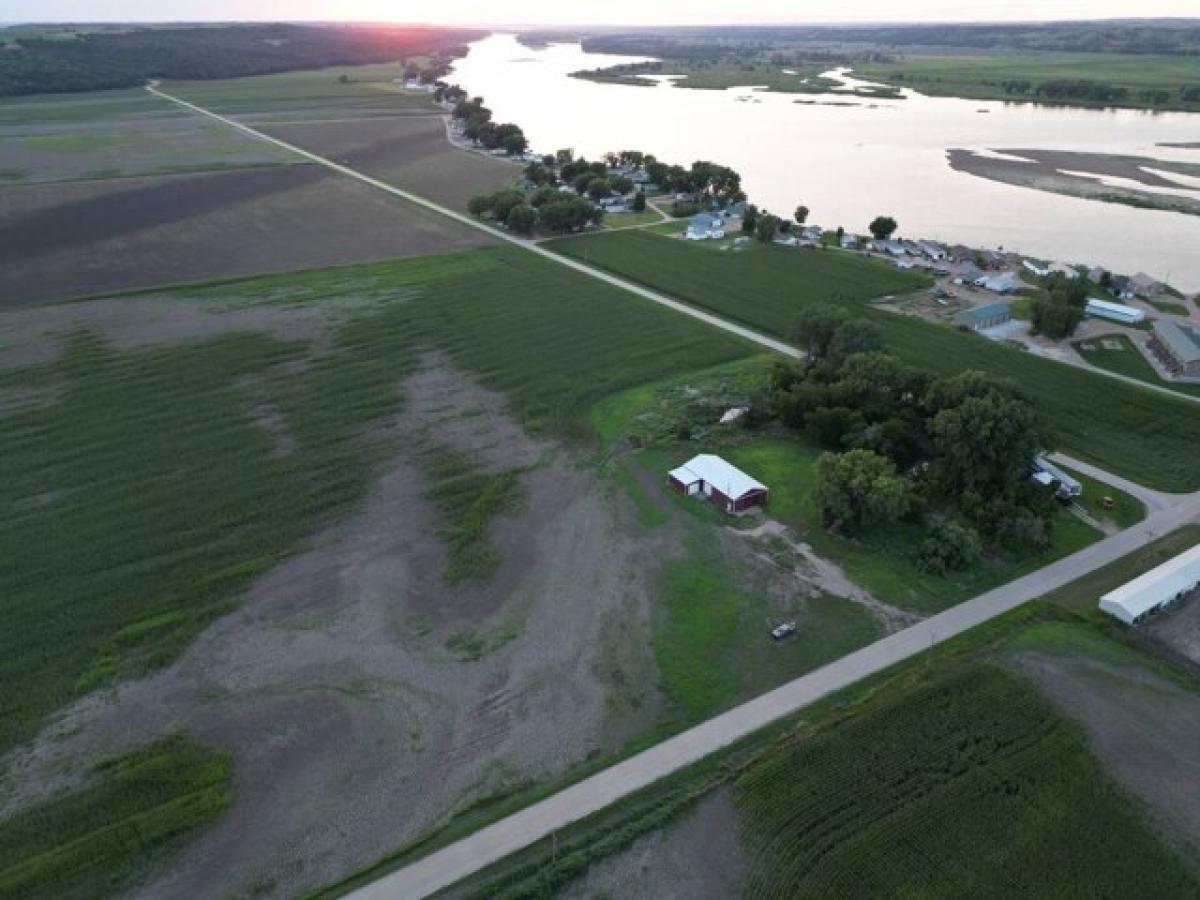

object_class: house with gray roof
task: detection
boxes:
[686,213,725,241]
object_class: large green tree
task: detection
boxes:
[869,215,898,240]
[816,448,910,533]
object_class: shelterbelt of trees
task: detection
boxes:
[759,304,1058,575]
[0,23,483,96]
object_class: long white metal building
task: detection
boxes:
[1098,544,1200,625]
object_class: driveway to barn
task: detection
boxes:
[145,83,1200,899]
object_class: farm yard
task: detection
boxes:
[548,230,1200,491]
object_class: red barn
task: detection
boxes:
[667,454,769,514]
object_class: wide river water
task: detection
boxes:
[450,34,1200,291]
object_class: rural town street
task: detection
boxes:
[147,83,1200,899]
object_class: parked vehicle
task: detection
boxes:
[771,621,797,641]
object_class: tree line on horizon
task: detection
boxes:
[0,23,482,97]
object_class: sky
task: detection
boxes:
[3,0,1198,26]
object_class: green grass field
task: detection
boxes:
[0,88,177,126]
[602,209,666,229]
[0,246,751,759]
[0,735,230,900]
[1043,524,1200,616]
[1073,333,1200,399]
[853,51,1200,112]
[166,64,442,116]
[653,540,880,722]
[1055,463,1146,530]
[547,230,1200,491]
[734,663,1198,898]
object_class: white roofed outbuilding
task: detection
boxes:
[668,454,769,514]
[1099,544,1200,625]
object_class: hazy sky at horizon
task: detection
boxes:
[3,0,1198,26]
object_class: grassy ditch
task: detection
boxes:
[547,230,1200,491]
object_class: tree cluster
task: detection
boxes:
[467,187,601,235]
[451,96,527,155]
[1029,272,1089,340]
[0,24,480,97]
[768,305,1054,559]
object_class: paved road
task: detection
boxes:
[148,84,1200,898]
[145,83,801,361]
[350,492,1200,900]
[1049,452,1186,513]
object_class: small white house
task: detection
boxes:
[1086,297,1146,325]
[918,241,947,261]
[1099,544,1200,625]
[1023,258,1052,278]
[686,213,725,241]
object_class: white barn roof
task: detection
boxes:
[671,454,767,500]
[1099,543,1200,625]
[1086,297,1145,324]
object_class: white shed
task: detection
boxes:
[1086,297,1146,325]
[1098,544,1200,625]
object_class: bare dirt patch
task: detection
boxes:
[1016,651,1200,861]
[1142,589,1200,667]
[558,788,746,900]
[260,115,517,212]
[736,519,922,633]
[0,358,668,899]
[948,147,1200,217]
[0,164,493,307]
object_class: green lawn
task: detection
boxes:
[602,209,665,229]
[1073,333,1200,398]
[653,542,880,722]
[720,439,1099,614]
[1,246,752,759]
[0,735,230,900]
[734,664,1198,898]
[853,51,1200,112]
[547,230,1200,491]
[1054,462,1146,530]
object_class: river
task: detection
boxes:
[450,34,1200,292]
